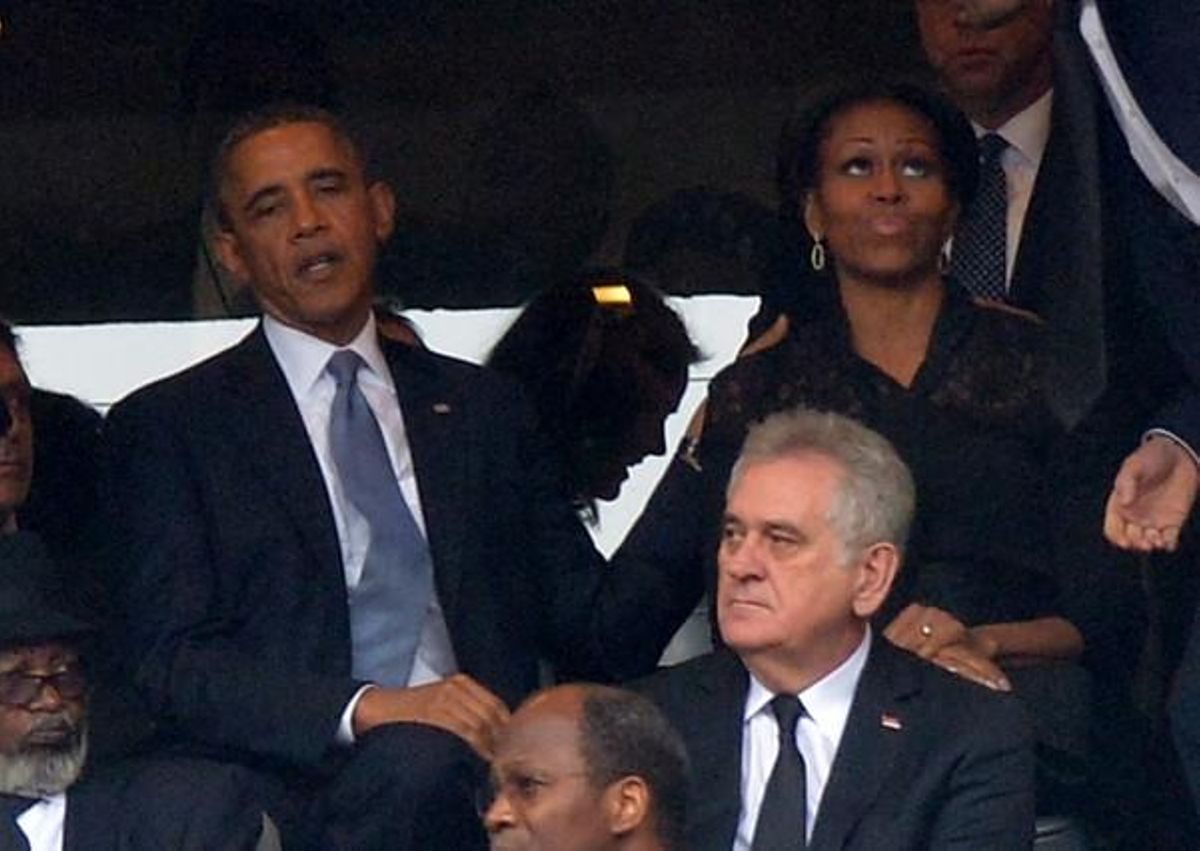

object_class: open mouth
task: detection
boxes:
[296,251,343,279]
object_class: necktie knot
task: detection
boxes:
[979,132,1008,163]
[770,694,805,739]
[327,350,364,389]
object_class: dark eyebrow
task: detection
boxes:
[308,167,349,184]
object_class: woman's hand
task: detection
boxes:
[884,603,971,659]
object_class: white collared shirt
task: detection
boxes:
[263,314,458,735]
[16,793,66,851]
[1080,1,1199,225]
[734,629,872,849]
[975,90,1054,289]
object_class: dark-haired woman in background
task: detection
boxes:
[618,80,1142,825]
[488,270,700,517]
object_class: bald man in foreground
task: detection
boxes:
[484,684,689,851]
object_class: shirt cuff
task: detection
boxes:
[1144,429,1200,467]
[337,684,377,745]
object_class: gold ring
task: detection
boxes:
[919,623,934,638]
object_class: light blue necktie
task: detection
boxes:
[327,349,434,687]
[951,133,1009,301]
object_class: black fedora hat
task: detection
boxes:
[0,532,92,646]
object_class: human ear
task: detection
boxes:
[851,542,901,618]
[368,181,397,243]
[605,776,651,837]
[213,228,252,286]
[803,193,825,242]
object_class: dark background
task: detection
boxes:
[0,1,927,321]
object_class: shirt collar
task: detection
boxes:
[976,88,1053,171]
[744,628,872,745]
[263,312,395,400]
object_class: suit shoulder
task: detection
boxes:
[888,643,1031,736]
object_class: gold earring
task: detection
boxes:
[810,238,826,272]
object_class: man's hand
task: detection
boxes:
[1104,436,1200,552]
[352,674,511,760]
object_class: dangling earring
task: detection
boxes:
[938,240,952,275]
[810,237,826,272]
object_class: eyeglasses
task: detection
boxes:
[0,666,87,706]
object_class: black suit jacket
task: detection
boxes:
[636,639,1034,851]
[101,326,699,772]
[62,758,264,850]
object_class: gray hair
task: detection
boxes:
[728,408,915,558]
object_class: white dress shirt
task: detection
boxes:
[1080,1,1200,226]
[975,90,1053,290]
[15,793,66,851]
[734,630,872,849]
[263,314,458,742]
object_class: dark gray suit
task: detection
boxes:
[635,639,1035,850]
[100,325,700,847]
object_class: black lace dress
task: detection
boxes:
[619,283,1141,766]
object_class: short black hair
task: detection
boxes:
[777,78,979,222]
[577,686,690,850]
[488,269,700,507]
[208,102,371,229]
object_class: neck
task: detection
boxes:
[837,273,945,387]
[966,77,1052,131]
[742,623,866,695]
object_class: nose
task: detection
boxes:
[27,679,67,712]
[483,791,515,835]
[290,190,326,239]
[721,538,764,582]
[871,165,904,202]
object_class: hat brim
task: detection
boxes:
[0,609,95,647]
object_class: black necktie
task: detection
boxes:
[0,794,35,851]
[752,695,807,851]
[951,133,1009,301]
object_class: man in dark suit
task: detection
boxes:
[101,104,698,849]
[0,532,269,850]
[637,409,1034,850]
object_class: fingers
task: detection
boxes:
[932,644,1012,692]
[884,604,966,659]
[360,675,511,760]
[423,675,511,760]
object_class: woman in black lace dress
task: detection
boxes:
[619,81,1142,815]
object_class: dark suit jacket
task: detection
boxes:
[63,758,264,850]
[636,639,1035,851]
[100,326,700,773]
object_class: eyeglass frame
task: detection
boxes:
[0,663,88,707]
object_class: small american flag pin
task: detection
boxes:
[433,402,452,414]
[880,713,903,731]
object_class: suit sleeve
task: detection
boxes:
[101,390,359,769]
[927,690,1036,850]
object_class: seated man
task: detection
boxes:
[637,409,1034,850]
[101,103,698,848]
[0,531,270,849]
[483,684,689,851]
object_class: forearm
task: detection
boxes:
[972,617,1084,667]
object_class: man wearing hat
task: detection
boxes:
[0,531,272,850]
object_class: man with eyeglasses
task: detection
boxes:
[0,531,273,850]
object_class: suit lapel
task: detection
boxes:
[383,342,470,625]
[809,639,918,851]
[222,328,344,588]
[1010,26,1106,428]
[686,651,752,850]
